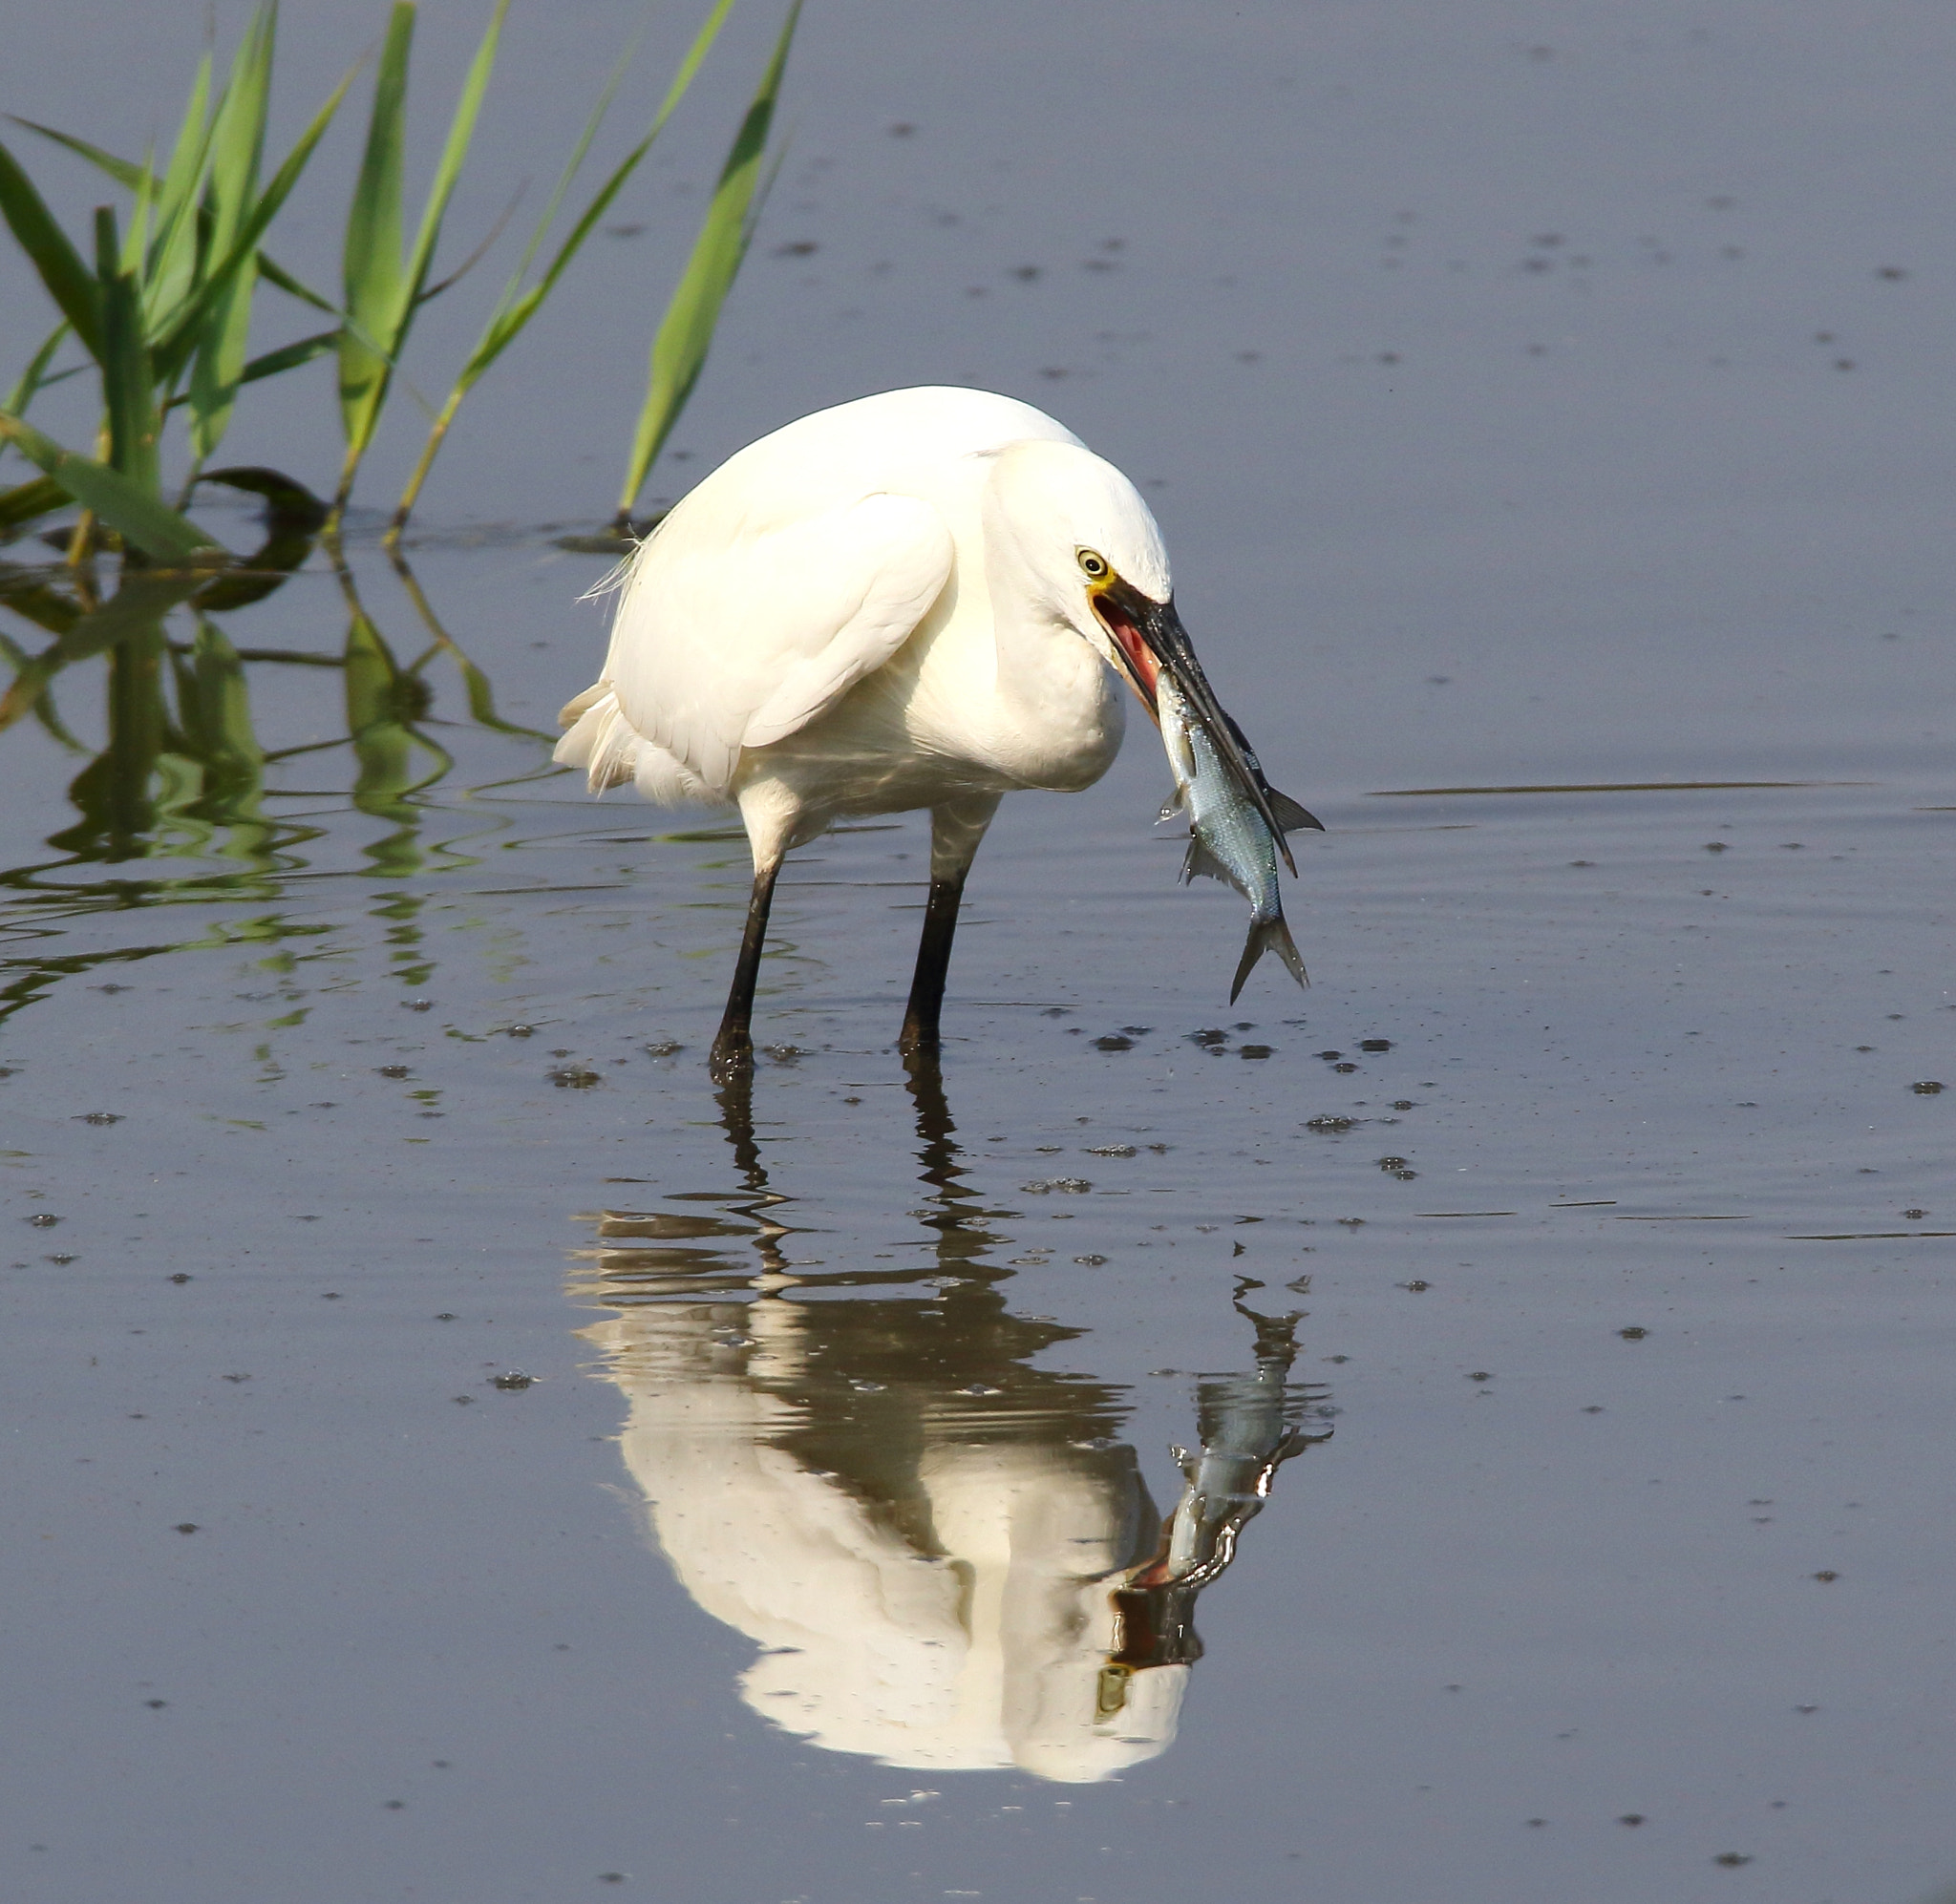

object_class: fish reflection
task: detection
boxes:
[575,1061,1329,1781]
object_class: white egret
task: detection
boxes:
[556,385,1315,1071]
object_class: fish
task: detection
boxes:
[1157,673,1322,1003]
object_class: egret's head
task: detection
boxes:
[985,440,1173,688]
[985,436,1299,854]
[987,438,1220,728]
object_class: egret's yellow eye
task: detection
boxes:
[1076,549,1110,581]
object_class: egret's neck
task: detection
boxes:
[973,501,1126,791]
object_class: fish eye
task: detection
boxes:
[1076,549,1110,580]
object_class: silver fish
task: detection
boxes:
[1158,674,1321,1002]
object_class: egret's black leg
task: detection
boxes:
[712,861,779,1078]
[899,870,967,1056]
[898,794,1001,1057]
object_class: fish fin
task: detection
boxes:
[1181,836,1236,889]
[1229,915,1310,1004]
[1268,788,1325,835]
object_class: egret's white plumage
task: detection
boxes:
[556,386,1280,1067]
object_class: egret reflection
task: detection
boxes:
[574,1060,1329,1781]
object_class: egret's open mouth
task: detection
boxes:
[1090,585,1163,713]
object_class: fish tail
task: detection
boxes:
[1229,914,1309,1004]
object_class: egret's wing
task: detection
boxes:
[604,493,954,794]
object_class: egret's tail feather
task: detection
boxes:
[557,681,611,729]
[553,685,719,805]
[1229,914,1308,1004]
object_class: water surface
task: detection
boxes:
[3,4,1952,1901]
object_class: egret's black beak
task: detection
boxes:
[1091,577,1319,873]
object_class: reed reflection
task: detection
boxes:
[0,495,544,1023]
[575,1060,1329,1781]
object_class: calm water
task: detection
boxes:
[3,4,1953,1902]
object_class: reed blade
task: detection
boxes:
[616,1,800,523]
[400,0,508,318]
[338,3,414,453]
[0,474,67,536]
[149,53,216,316]
[390,0,735,535]
[0,139,105,360]
[0,413,219,561]
[4,320,70,418]
[337,0,508,507]
[151,58,355,387]
[189,6,276,461]
[95,208,162,496]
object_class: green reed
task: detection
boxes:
[0,0,798,560]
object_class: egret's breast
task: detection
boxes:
[907,613,1127,793]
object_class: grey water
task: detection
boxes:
[3,3,1953,1901]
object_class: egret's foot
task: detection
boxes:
[709,1028,755,1082]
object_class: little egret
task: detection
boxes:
[556,385,1313,1072]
